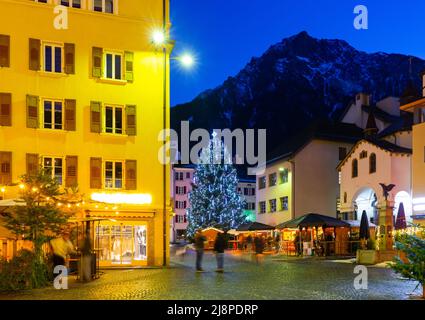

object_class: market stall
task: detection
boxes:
[276,213,351,256]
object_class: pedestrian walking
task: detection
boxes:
[194,229,207,272]
[80,228,93,282]
[254,236,265,264]
[213,232,227,272]
[50,231,75,270]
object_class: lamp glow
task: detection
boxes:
[152,30,166,46]
[413,204,425,212]
[91,192,153,205]
[180,54,194,68]
[412,197,425,205]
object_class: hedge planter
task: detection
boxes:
[356,249,377,265]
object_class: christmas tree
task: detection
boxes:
[187,132,246,238]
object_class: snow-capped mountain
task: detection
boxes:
[171,31,425,150]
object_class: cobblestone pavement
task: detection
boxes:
[0,251,421,300]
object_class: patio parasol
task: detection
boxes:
[395,202,407,230]
[359,210,370,240]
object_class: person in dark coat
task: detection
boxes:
[254,236,265,264]
[213,232,227,272]
[194,229,207,272]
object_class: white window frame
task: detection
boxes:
[93,0,117,14]
[103,104,124,134]
[42,156,64,185]
[58,0,82,8]
[42,42,63,74]
[104,160,124,189]
[42,98,64,130]
[103,51,123,80]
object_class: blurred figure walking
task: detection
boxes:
[214,232,227,272]
[194,229,207,272]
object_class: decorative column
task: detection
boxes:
[378,200,394,251]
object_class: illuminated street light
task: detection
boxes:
[152,30,166,46]
[178,53,195,68]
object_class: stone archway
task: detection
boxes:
[394,191,413,224]
[352,187,379,223]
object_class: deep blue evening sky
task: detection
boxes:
[170,0,425,106]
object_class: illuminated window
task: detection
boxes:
[269,199,277,212]
[259,201,266,214]
[43,43,63,73]
[43,157,63,185]
[279,169,289,184]
[104,161,123,189]
[269,173,277,187]
[104,52,122,80]
[280,196,288,211]
[104,105,123,134]
[43,100,63,130]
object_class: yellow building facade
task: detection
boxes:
[401,72,425,227]
[0,0,171,266]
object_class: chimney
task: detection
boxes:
[356,93,370,106]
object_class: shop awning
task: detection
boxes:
[236,222,275,231]
[276,213,350,229]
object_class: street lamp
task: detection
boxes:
[152,20,195,267]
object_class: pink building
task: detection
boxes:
[170,164,195,242]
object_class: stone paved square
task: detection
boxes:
[0,251,420,300]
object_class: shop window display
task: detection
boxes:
[95,224,147,265]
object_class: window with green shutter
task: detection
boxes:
[64,43,75,74]
[125,51,134,82]
[26,95,39,128]
[29,38,41,71]
[126,105,136,136]
[90,101,102,133]
[92,47,103,78]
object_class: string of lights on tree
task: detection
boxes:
[187,132,246,237]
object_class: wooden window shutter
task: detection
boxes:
[26,94,39,128]
[29,38,41,71]
[0,152,12,185]
[90,101,102,133]
[125,160,137,190]
[65,156,78,187]
[0,93,11,126]
[126,105,136,136]
[64,43,75,74]
[90,157,102,189]
[124,51,134,82]
[64,99,76,131]
[0,34,10,68]
[92,47,103,78]
[26,153,39,177]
